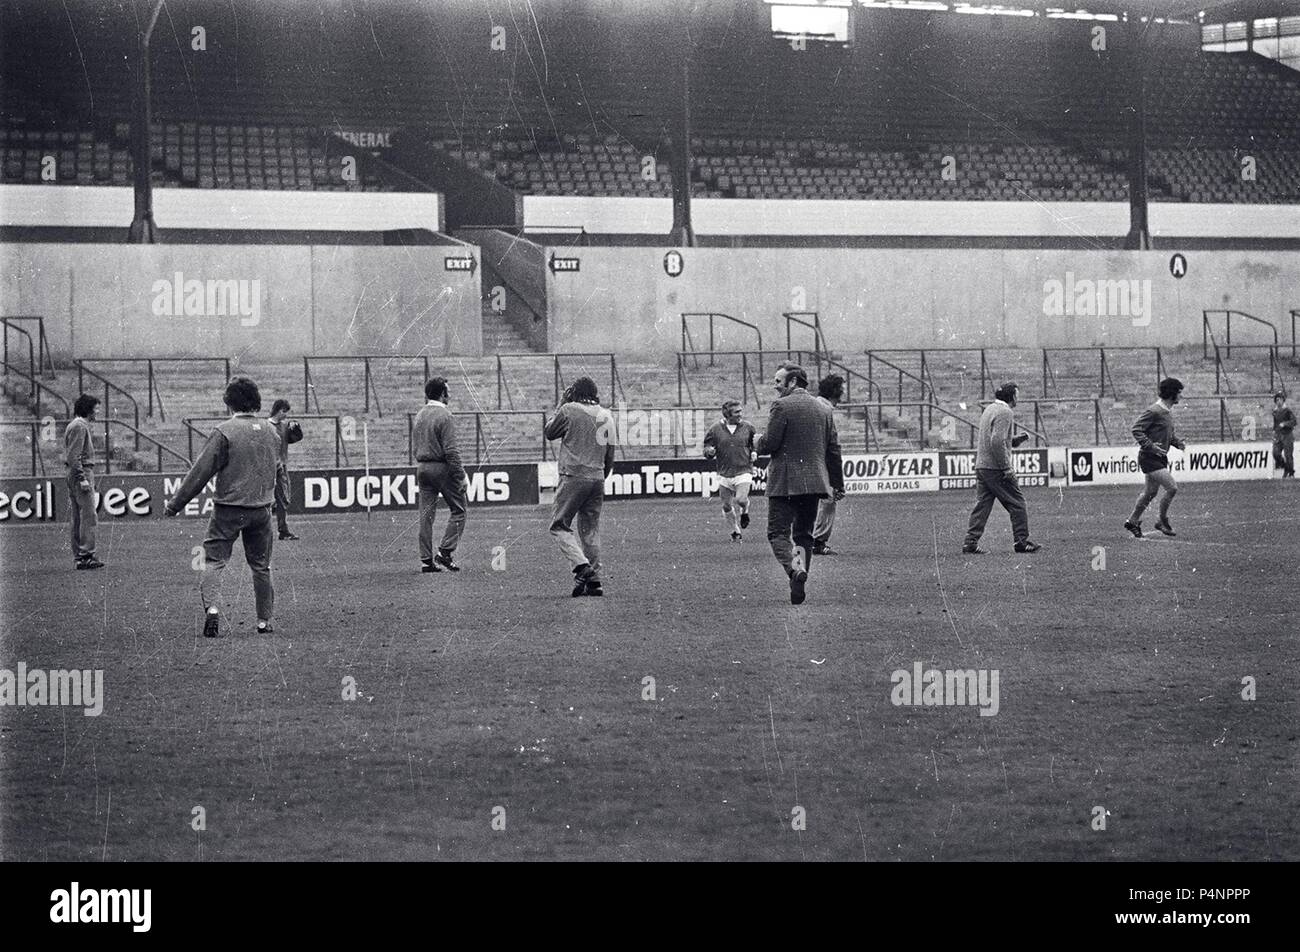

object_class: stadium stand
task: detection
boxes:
[0,121,390,192]
[3,5,1297,204]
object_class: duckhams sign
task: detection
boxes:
[0,465,539,522]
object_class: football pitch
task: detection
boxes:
[2,482,1296,862]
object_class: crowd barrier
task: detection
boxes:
[0,443,1277,523]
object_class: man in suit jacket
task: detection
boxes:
[757,364,844,605]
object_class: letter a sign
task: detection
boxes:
[1169,253,1187,279]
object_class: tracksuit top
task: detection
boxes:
[703,420,756,478]
[1274,406,1296,437]
[412,401,466,483]
[170,413,281,510]
[545,401,615,481]
[64,416,95,479]
[1132,400,1185,473]
[974,401,1014,471]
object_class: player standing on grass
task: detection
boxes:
[963,382,1039,555]
[412,377,467,573]
[757,364,843,605]
[545,377,615,597]
[1272,391,1295,478]
[1125,377,1186,539]
[65,394,104,570]
[703,399,757,542]
[164,377,280,638]
[812,374,846,556]
[268,399,304,541]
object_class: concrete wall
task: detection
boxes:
[524,197,1300,241]
[0,185,443,233]
[545,247,1300,355]
[0,243,482,360]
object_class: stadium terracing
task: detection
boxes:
[1,0,1297,476]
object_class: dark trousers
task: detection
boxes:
[1274,434,1294,476]
[66,471,97,561]
[965,469,1029,547]
[202,503,275,621]
[273,464,291,535]
[767,494,820,575]
[417,461,468,561]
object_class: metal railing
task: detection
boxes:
[0,420,48,476]
[77,357,231,422]
[96,419,192,474]
[407,410,550,465]
[1290,310,1299,363]
[681,313,764,376]
[1018,394,1280,445]
[1,418,191,477]
[75,361,143,451]
[783,311,827,359]
[1,316,56,383]
[494,353,625,408]
[303,355,425,418]
[865,351,933,408]
[185,414,351,469]
[1202,343,1289,395]
[676,349,819,408]
[0,357,69,420]
[1204,309,1278,360]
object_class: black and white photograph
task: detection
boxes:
[0,0,1295,914]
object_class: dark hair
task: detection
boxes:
[1275,391,1287,402]
[425,377,449,402]
[721,398,742,413]
[270,398,291,416]
[73,394,100,418]
[994,382,1019,404]
[779,363,808,389]
[568,376,599,404]
[224,376,262,413]
[1158,377,1184,401]
[818,374,845,400]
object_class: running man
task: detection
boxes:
[164,376,281,638]
[1125,377,1186,538]
[703,399,758,542]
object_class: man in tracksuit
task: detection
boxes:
[963,382,1040,554]
[412,376,467,573]
[65,394,104,570]
[268,399,304,540]
[164,376,281,638]
[544,376,616,597]
[702,399,757,542]
[1272,391,1295,478]
[1125,377,1186,538]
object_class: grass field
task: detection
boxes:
[1,482,1297,861]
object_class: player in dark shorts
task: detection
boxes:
[1125,378,1186,539]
